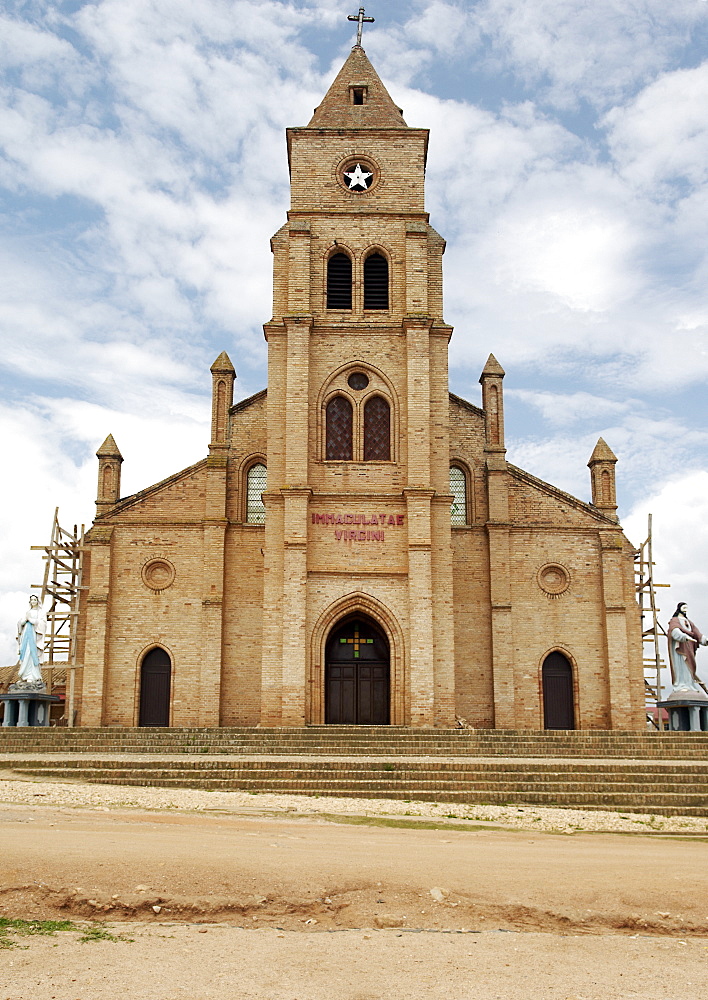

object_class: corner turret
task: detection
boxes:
[209,352,236,453]
[96,434,123,515]
[588,437,618,517]
[479,354,506,455]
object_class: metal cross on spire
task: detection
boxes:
[348,6,374,47]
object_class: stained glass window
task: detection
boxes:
[363,396,390,461]
[246,463,267,524]
[327,253,353,310]
[450,466,467,525]
[326,396,353,460]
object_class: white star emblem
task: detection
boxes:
[344,163,373,190]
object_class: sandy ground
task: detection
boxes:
[1,775,707,999]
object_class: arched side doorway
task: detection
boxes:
[325,616,390,725]
[138,647,172,727]
[542,652,575,730]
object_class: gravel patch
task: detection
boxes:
[1,774,706,835]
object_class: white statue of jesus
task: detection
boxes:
[16,595,47,684]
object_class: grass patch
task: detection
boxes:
[0,918,78,949]
[0,918,132,949]
[78,924,132,943]
[316,813,504,833]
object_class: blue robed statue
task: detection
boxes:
[16,595,47,685]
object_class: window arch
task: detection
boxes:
[450,465,467,525]
[327,252,352,310]
[246,462,267,524]
[363,395,391,461]
[363,252,389,310]
[326,396,353,460]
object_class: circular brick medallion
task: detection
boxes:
[142,558,176,592]
[537,563,570,597]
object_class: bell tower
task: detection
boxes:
[260,38,455,727]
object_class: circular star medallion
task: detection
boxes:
[338,156,378,193]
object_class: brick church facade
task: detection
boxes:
[76,47,644,730]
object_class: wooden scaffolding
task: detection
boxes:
[31,509,85,726]
[634,514,671,729]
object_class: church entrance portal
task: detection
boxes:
[325,617,390,725]
[542,652,575,730]
[138,648,171,726]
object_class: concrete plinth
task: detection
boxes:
[658,698,708,732]
[1,691,62,727]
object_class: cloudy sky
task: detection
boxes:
[1,0,708,679]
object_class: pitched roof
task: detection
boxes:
[96,434,122,459]
[210,351,235,374]
[480,354,505,378]
[588,437,618,464]
[308,46,407,129]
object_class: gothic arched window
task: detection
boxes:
[246,463,267,524]
[363,252,389,310]
[450,466,467,525]
[326,396,354,460]
[327,253,353,310]
[363,396,391,461]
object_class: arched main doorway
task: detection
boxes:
[542,652,575,730]
[325,616,390,725]
[138,647,172,727]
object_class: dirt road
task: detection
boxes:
[1,783,707,999]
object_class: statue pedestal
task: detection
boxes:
[1,689,61,727]
[658,696,708,732]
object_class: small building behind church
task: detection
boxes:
[75,46,644,731]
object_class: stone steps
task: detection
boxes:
[2,727,708,758]
[8,765,708,816]
[6,754,708,816]
[9,757,708,776]
[12,766,708,793]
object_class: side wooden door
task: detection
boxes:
[139,648,171,727]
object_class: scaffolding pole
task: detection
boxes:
[31,509,85,727]
[634,514,671,729]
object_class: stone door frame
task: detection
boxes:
[309,592,406,725]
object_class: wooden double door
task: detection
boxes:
[325,617,390,725]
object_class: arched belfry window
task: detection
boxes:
[326,396,353,460]
[246,463,267,524]
[364,253,389,310]
[327,253,352,310]
[450,466,467,525]
[363,396,391,461]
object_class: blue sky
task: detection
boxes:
[1,0,708,664]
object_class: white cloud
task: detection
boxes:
[0,393,211,664]
[508,390,632,428]
[474,0,708,109]
[604,63,708,191]
[624,472,708,692]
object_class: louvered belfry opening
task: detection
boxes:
[327,252,353,309]
[363,395,391,461]
[363,252,389,310]
[326,396,354,460]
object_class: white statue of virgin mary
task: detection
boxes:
[16,595,47,684]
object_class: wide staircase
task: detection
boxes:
[1,727,707,816]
